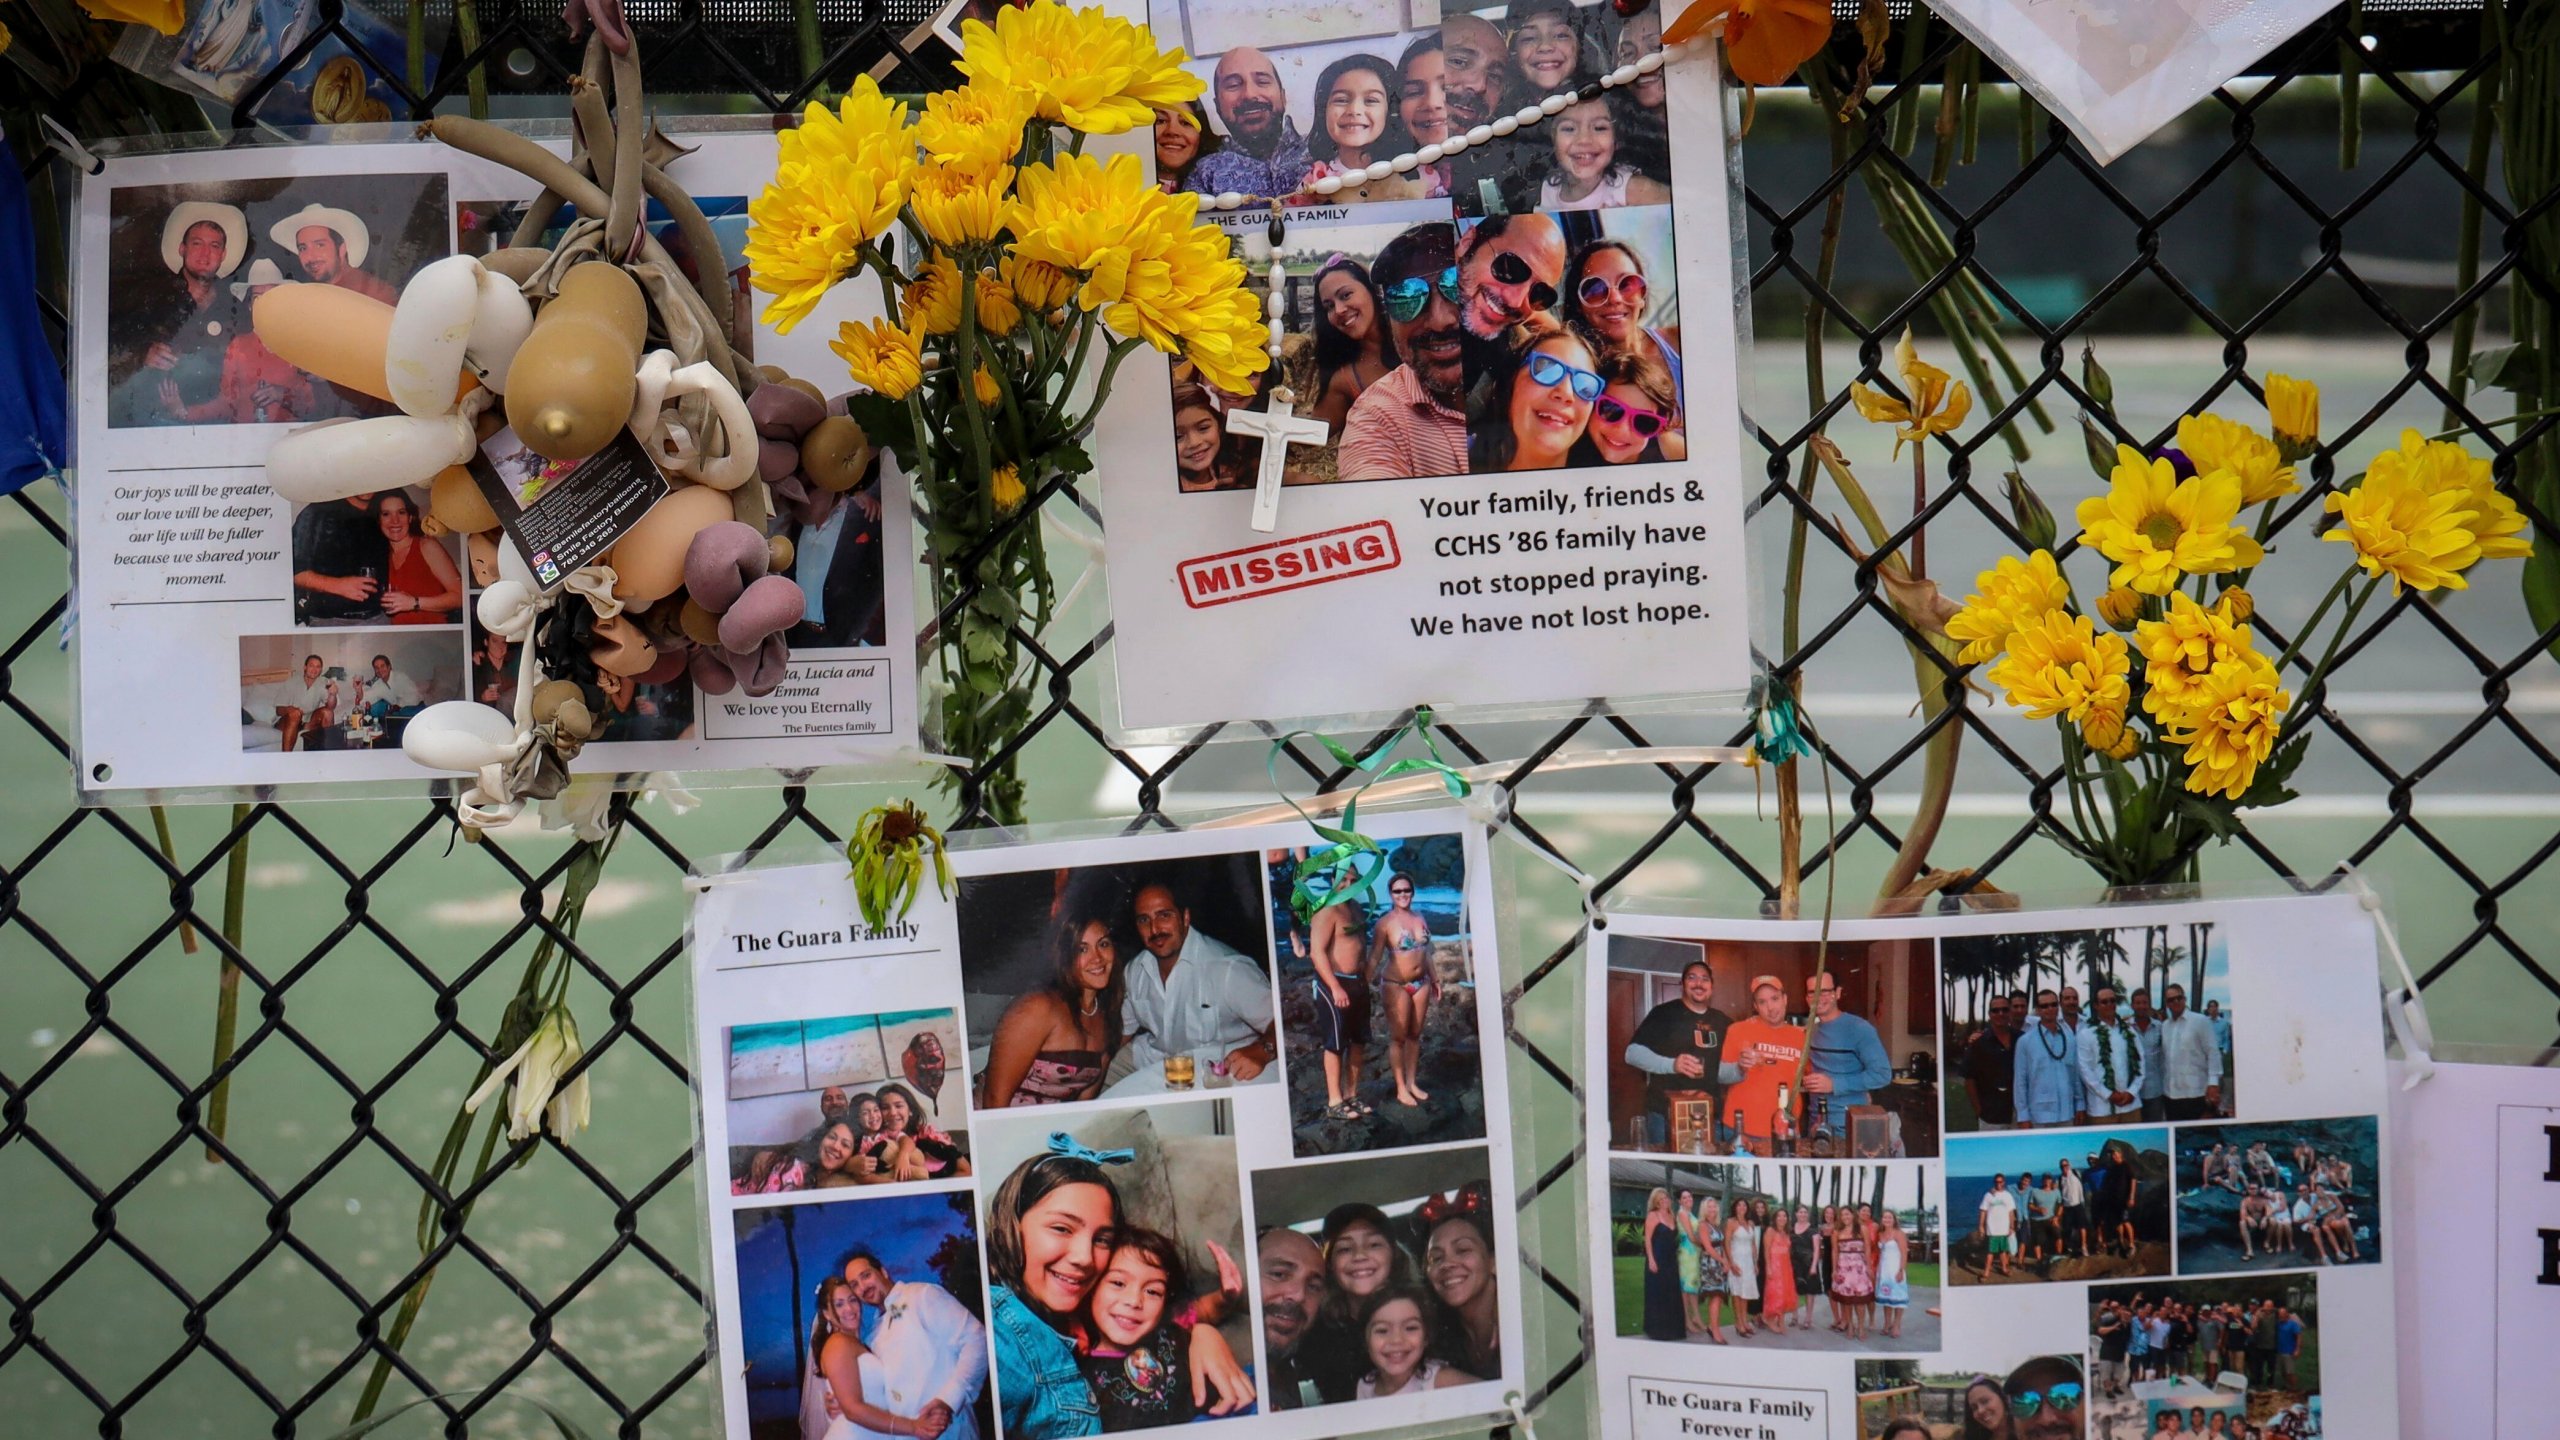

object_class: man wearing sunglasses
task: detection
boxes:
[1457,214,1567,353]
[1184,46,1313,203]
[2001,1356,2086,1440]
[1338,223,1471,480]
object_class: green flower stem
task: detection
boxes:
[2271,563,2362,674]
[204,803,251,1159]
[150,805,199,955]
[1889,0,1932,156]
[2278,575,2383,745]
[454,0,487,119]
[2442,6,2502,432]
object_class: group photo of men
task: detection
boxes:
[103,172,451,428]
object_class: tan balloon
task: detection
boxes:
[429,464,499,534]
[254,283,396,402]
[606,483,733,603]
[506,262,648,462]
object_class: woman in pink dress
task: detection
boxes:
[1759,1204,1796,1333]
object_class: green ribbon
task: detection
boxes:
[1750,669,1817,767]
[1265,706,1473,926]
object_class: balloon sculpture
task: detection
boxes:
[249,9,872,835]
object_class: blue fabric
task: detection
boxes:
[0,137,67,496]
[991,1283,1099,1438]
[2012,1023,2080,1126]
[1807,1011,1893,1130]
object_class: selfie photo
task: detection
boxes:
[726,1010,971,1196]
[1858,1353,2092,1440]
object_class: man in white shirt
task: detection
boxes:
[2075,986,2146,1122]
[355,653,422,719]
[2158,983,2224,1121]
[2128,988,2168,1122]
[2054,1157,2090,1260]
[1976,1173,2019,1281]
[818,1249,989,1440]
[1119,874,1277,1082]
[271,653,337,751]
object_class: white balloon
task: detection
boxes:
[385,255,483,419]
[400,700,523,773]
[476,578,540,638]
[653,360,759,490]
[467,267,535,394]
[265,413,475,502]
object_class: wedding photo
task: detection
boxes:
[955,850,1278,1107]
[725,1010,971,1196]
[731,1190,993,1440]
[1602,932,1940,1159]
[1250,1144,1504,1410]
[973,1101,1257,1435]
[1268,834,1486,1156]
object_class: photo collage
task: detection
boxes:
[1148,0,1685,488]
[1592,907,2388,1440]
[692,821,1519,1440]
[96,154,888,765]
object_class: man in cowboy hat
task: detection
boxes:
[270,201,397,302]
[111,200,248,425]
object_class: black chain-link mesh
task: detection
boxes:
[4,3,2555,1436]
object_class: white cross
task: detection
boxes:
[1228,390,1331,531]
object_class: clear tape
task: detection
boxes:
[1465,780,1602,928]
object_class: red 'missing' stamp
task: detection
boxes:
[1177,520,1402,608]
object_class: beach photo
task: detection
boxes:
[1857,1353,2092,1440]
[2174,1118,2378,1276]
[236,630,461,755]
[2086,1276,2322,1440]
[725,1010,971,1197]
[1946,1128,2172,1288]
[1267,834,1486,1155]
[955,850,1277,1108]
[973,1100,1256,1434]
[730,1189,993,1440]
[1608,1157,1942,1354]
[1250,1144,1504,1411]
[1602,932,1940,1159]
[103,171,450,428]
[1944,923,2234,1135]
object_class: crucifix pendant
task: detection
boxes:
[1230,389,1330,532]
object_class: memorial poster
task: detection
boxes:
[69,131,920,799]
[1585,893,2398,1440]
[688,812,1524,1440]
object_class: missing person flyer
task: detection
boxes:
[67,132,919,799]
[686,812,1525,1440]
[1090,0,1752,737]
[1583,893,2399,1440]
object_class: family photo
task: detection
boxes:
[957,851,1278,1108]
[1858,1353,2091,1440]
[1946,1128,2172,1287]
[1611,1157,1942,1355]
[1603,933,1941,1159]
[1250,1144,1503,1410]
[730,1190,993,1440]
[290,485,464,628]
[974,1101,1257,1434]
[236,630,460,754]
[1945,925,2234,1135]
[727,1011,971,1196]
[1267,835,1486,1155]
[103,172,451,427]
[2174,1118,2377,1276]
[2086,1277,2322,1440]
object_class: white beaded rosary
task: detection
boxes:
[1207,31,1701,531]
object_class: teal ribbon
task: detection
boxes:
[1750,670,1816,767]
[1265,706,1473,926]
[1046,1132,1135,1166]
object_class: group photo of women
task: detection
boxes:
[725,1011,974,1196]
[1249,1148,1505,1410]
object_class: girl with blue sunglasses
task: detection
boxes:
[1468,321,1604,474]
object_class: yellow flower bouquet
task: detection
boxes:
[1939,370,2533,885]
[744,2,1268,821]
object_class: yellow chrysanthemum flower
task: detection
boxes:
[2265,372,2319,462]
[2081,708,2129,752]
[2362,427,2531,561]
[2133,591,2256,716]
[2322,464,2483,594]
[973,272,1022,337]
[971,366,1003,407]
[2159,656,2290,801]
[1988,612,2132,727]
[1944,550,2071,665]
[912,161,1015,248]
[1003,253,1077,314]
[902,256,967,336]
[991,462,1027,513]
[957,2,1203,136]
[2176,412,2296,506]
[2097,722,2143,762]
[830,318,924,401]
[2094,586,2143,632]
[2217,586,2254,623]
[2075,446,2267,595]
[744,80,916,333]
[1849,328,1973,457]
[916,82,1036,168]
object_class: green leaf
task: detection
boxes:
[2238,733,2312,808]
[842,392,919,468]
[1048,443,1095,477]
[2526,545,2560,668]
[2176,793,2246,843]
[2464,341,2537,395]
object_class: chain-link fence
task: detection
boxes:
[4,2,2555,1436]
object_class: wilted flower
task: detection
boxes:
[465,1002,590,1143]
[1850,329,1973,457]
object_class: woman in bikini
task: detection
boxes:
[1369,874,1440,1109]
